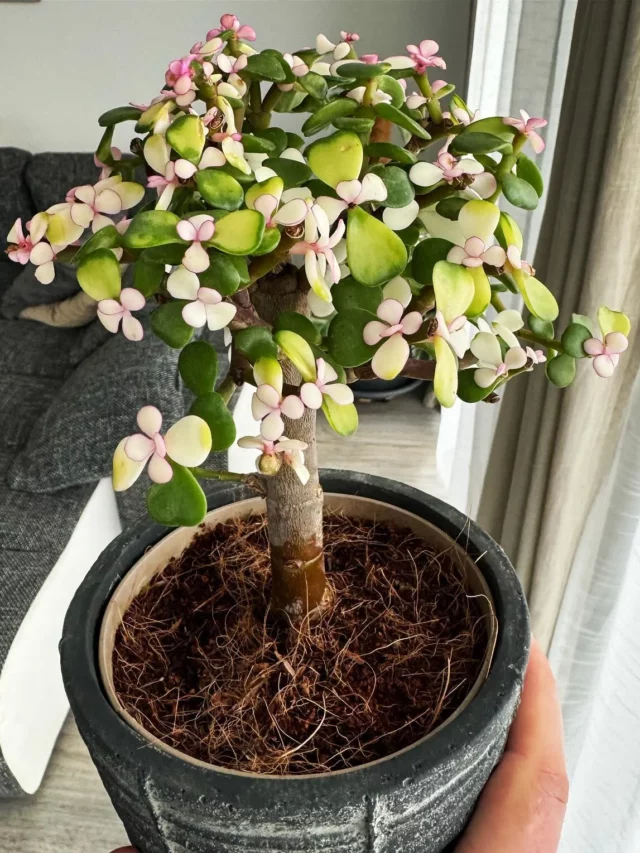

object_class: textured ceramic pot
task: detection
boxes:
[61,471,529,853]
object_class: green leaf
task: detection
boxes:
[433,260,475,324]
[516,154,544,197]
[299,71,329,100]
[95,125,115,166]
[146,461,207,527]
[331,276,382,313]
[198,252,249,296]
[240,134,276,155]
[307,131,363,188]
[364,142,417,164]
[327,308,379,367]
[274,312,322,345]
[209,209,265,255]
[462,116,517,142]
[252,226,281,256]
[450,132,507,155]
[502,173,539,210]
[71,225,121,264]
[337,62,388,80]
[135,101,174,134]
[561,322,592,359]
[123,211,184,249]
[433,336,458,408]
[166,115,206,165]
[259,49,295,84]
[189,392,236,451]
[529,316,555,339]
[195,170,244,211]
[306,179,338,199]
[515,272,559,321]
[219,162,256,185]
[77,249,121,301]
[273,330,317,382]
[274,89,308,113]
[466,266,491,317]
[179,340,219,396]
[133,252,164,297]
[262,157,312,189]
[310,344,347,384]
[245,175,285,210]
[286,132,305,150]
[376,76,406,108]
[373,103,429,140]
[346,207,407,287]
[411,238,454,285]
[435,198,466,221]
[494,211,523,250]
[244,53,287,82]
[598,306,631,337]
[302,99,358,135]
[141,243,186,265]
[98,105,143,127]
[255,128,288,157]
[150,301,194,349]
[546,353,576,388]
[370,164,415,208]
[333,117,375,133]
[457,368,498,403]
[234,327,278,362]
[321,396,358,436]
[571,314,593,335]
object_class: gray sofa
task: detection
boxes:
[0,148,231,797]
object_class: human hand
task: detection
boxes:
[456,637,569,852]
[110,641,568,853]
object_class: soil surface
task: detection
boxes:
[112,514,488,775]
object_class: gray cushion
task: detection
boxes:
[1,260,82,320]
[0,317,81,380]
[24,152,99,212]
[0,148,33,246]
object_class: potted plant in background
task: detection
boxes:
[8,14,631,852]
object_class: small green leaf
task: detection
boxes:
[529,316,555,340]
[274,89,308,113]
[457,368,498,403]
[332,117,375,133]
[331,276,382,313]
[433,336,458,408]
[450,132,507,155]
[150,301,194,349]
[190,392,236,451]
[376,75,406,108]
[435,197,467,221]
[286,132,305,150]
[346,207,407,287]
[502,173,539,210]
[133,252,164,297]
[195,169,244,211]
[571,314,594,334]
[71,225,121,264]
[299,71,329,100]
[135,100,174,134]
[141,243,186,265]
[494,211,523,250]
[166,115,206,164]
[598,306,631,337]
[516,154,544,197]
[515,272,559,321]
[98,105,143,127]
[546,353,576,388]
[146,461,207,527]
[245,176,284,210]
[373,103,429,139]
[307,131,363,188]
[466,266,491,317]
[337,62,388,80]
[262,157,312,189]
[255,127,288,157]
[198,252,249,296]
[244,53,287,82]
[462,116,517,142]
[561,323,592,359]
[411,238,454,285]
[77,249,121,301]
[327,308,379,367]
[364,142,417,164]
[274,330,317,382]
[240,134,276,155]
[369,164,415,208]
[179,340,219,395]
[274,312,322,345]
[433,260,474,324]
[95,125,115,166]
[234,327,278,362]
[252,226,282,256]
[209,209,265,255]
[124,211,184,249]
[321,397,358,436]
[302,99,358,135]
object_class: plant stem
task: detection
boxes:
[248,233,297,283]
[217,374,238,404]
[415,72,443,124]
[192,468,246,481]
[261,84,282,116]
[518,328,563,351]
[417,182,453,209]
[489,132,527,202]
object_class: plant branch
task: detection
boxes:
[518,329,563,351]
[415,72,443,125]
[248,234,297,283]
[191,467,247,481]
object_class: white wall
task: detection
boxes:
[0,0,473,153]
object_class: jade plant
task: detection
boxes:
[6,16,631,617]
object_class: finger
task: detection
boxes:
[456,637,569,853]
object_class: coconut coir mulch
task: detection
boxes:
[113,514,488,775]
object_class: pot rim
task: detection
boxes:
[98,493,499,779]
[61,470,530,798]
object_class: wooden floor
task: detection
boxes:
[0,391,441,853]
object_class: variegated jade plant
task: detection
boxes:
[6,17,631,616]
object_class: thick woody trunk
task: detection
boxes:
[252,266,326,618]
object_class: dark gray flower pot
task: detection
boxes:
[61,470,529,853]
